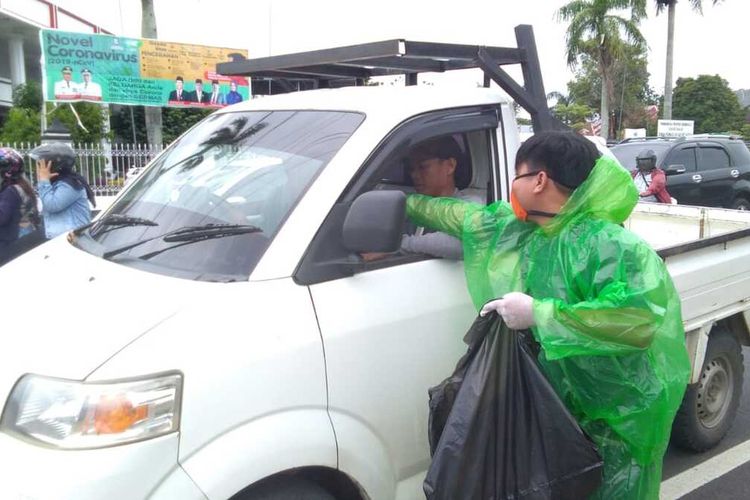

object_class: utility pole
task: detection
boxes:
[141,0,162,145]
[663,1,676,120]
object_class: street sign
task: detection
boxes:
[624,128,646,139]
[658,119,694,138]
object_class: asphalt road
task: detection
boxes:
[661,346,750,499]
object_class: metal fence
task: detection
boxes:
[3,142,165,197]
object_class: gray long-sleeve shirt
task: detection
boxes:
[400,189,483,259]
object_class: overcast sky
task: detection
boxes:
[55,0,749,97]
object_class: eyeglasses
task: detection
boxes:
[512,170,541,182]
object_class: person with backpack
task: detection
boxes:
[30,143,95,239]
[0,147,40,264]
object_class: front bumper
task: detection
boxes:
[0,432,206,500]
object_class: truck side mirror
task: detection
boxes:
[343,190,406,253]
[665,164,686,175]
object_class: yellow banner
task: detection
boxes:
[140,39,247,82]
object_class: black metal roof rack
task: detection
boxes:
[683,134,743,141]
[217,25,565,133]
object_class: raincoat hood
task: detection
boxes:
[544,155,638,235]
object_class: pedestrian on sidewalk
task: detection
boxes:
[30,143,95,239]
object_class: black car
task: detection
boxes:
[611,136,750,210]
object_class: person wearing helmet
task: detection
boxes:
[631,149,672,204]
[30,143,95,239]
[0,148,39,264]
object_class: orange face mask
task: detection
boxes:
[510,191,528,222]
[510,170,560,222]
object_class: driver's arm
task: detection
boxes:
[401,231,463,259]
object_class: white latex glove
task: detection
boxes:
[479,292,536,330]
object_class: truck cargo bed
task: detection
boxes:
[627,202,750,331]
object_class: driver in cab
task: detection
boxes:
[362,136,483,262]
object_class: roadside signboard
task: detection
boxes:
[624,128,647,139]
[657,119,694,138]
[40,29,250,108]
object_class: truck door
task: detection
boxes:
[296,107,502,498]
[696,142,734,208]
[663,144,700,205]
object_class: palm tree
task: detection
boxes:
[557,0,647,139]
[546,91,571,107]
[657,0,723,120]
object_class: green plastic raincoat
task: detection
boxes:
[407,156,690,499]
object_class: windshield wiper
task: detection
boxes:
[73,214,159,236]
[102,223,262,260]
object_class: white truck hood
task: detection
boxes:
[0,237,185,402]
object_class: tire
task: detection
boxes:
[672,328,744,452]
[730,197,750,211]
[236,476,336,500]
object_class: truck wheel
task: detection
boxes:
[236,476,336,500]
[731,197,750,211]
[672,329,744,451]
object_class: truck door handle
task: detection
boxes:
[692,174,702,183]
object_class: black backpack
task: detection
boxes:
[13,185,41,232]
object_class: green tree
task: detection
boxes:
[566,42,657,136]
[0,108,41,144]
[552,101,595,126]
[517,116,533,126]
[111,105,147,143]
[51,103,109,144]
[162,107,211,144]
[566,68,600,111]
[672,74,744,133]
[655,0,723,119]
[110,105,212,145]
[13,80,43,110]
[0,82,43,144]
[557,0,647,139]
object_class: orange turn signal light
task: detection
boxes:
[92,394,148,434]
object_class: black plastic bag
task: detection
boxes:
[424,314,603,500]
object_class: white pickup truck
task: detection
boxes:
[2,28,750,500]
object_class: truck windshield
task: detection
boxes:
[83,110,364,281]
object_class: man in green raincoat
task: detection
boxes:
[407,131,690,498]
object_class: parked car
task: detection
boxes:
[611,135,750,210]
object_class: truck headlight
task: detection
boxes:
[0,372,182,449]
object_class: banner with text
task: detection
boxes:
[657,119,694,138]
[41,29,250,108]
